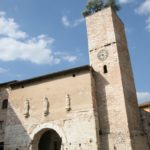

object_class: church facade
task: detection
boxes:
[0,7,150,150]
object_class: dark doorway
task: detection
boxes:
[38,130,62,150]
[0,142,4,150]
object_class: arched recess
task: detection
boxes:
[30,123,67,150]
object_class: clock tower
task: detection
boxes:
[85,7,149,150]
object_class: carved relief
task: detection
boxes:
[65,94,71,111]
[43,96,49,116]
[24,99,30,118]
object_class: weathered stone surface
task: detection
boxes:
[86,7,149,150]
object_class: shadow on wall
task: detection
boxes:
[2,88,63,150]
[140,108,150,149]
[2,88,31,150]
[93,71,110,150]
[0,88,9,149]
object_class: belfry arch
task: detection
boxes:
[30,123,67,150]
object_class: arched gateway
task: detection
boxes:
[30,123,66,150]
[38,129,61,150]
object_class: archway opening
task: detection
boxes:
[38,129,62,150]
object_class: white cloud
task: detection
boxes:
[0,11,27,39]
[146,16,150,31]
[61,15,84,28]
[137,92,150,104]
[73,18,84,27]
[0,36,60,65]
[62,16,70,27]
[0,11,76,65]
[135,0,150,15]
[119,0,131,4]
[0,67,8,74]
[135,0,150,32]
[54,51,78,63]
[63,55,77,62]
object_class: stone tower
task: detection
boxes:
[85,7,149,150]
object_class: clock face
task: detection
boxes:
[97,49,109,61]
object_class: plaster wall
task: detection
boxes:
[4,71,99,150]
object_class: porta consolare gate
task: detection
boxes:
[0,6,150,150]
[30,123,65,150]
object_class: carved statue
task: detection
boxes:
[65,94,71,111]
[43,96,49,116]
[24,99,30,118]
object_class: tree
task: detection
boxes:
[95,0,104,12]
[83,0,104,17]
[82,0,120,17]
[105,0,120,11]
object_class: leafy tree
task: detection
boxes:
[95,0,104,12]
[83,0,104,17]
[82,0,120,17]
[105,0,120,11]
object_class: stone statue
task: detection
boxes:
[24,99,30,118]
[65,94,71,111]
[43,96,49,116]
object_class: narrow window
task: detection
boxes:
[2,99,8,109]
[103,65,108,74]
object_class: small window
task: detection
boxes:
[99,129,103,135]
[103,65,108,74]
[72,74,76,77]
[0,121,4,130]
[2,99,8,109]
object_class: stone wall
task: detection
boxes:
[0,87,9,144]
[4,70,99,150]
[140,106,150,148]
[85,7,149,150]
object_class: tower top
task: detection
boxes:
[82,0,120,17]
[85,6,124,52]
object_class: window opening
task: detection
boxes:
[103,65,108,74]
[2,99,8,109]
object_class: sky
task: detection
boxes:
[0,0,149,103]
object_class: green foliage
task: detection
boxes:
[82,0,120,17]
[105,0,121,11]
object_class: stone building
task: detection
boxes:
[139,102,150,146]
[0,6,150,150]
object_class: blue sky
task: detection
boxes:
[0,0,149,103]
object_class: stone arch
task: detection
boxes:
[30,123,67,150]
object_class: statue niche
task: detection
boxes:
[24,99,30,118]
[43,96,49,116]
[65,94,71,111]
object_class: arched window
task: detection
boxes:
[2,99,8,109]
